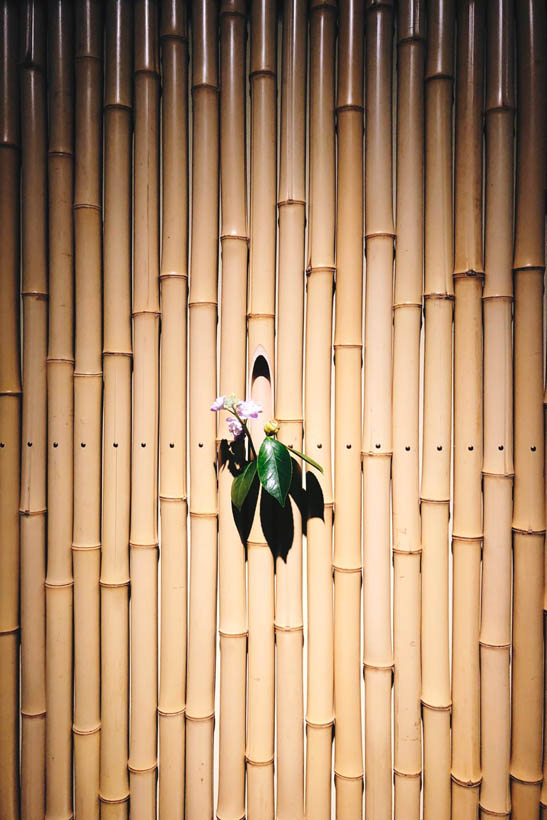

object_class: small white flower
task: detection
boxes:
[210,395,226,412]
[236,399,263,420]
[227,417,244,439]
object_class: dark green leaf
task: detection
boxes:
[257,437,292,507]
[231,461,257,510]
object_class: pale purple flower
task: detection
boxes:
[227,417,243,439]
[236,399,263,420]
[210,395,226,412]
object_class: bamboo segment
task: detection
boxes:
[392,2,424,819]
[46,2,74,817]
[421,1,455,818]
[129,2,160,816]
[158,2,187,819]
[185,2,219,817]
[217,2,248,819]
[246,3,277,816]
[0,3,20,817]
[479,1,513,815]
[333,0,364,813]
[19,3,48,816]
[512,0,546,816]
[305,2,335,817]
[101,2,132,817]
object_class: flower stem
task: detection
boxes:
[228,407,257,460]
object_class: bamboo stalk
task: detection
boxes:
[0,3,21,817]
[217,2,248,819]
[333,0,364,813]
[304,1,335,817]
[100,2,132,817]
[245,3,277,816]
[420,1,455,817]
[19,3,48,815]
[129,1,160,816]
[511,0,546,817]
[46,2,74,817]
[158,2,187,818]
[392,2,424,818]
[185,2,219,816]
[479,1,513,815]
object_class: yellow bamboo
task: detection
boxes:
[0,3,21,817]
[333,0,364,814]
[158,2,187,818]
[19,2,47,815]
[392,2,424,818]
[511,0,546,817]
[479,1,513,816]
[246,2,277,816]
[185,2,219,816]
[421,1,454,818]
[100,2,132,817]
[304,1,335,817]
[46,2,74,817]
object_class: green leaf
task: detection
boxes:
[257,437,293,507]
[231,461,257,511]
[287,446,324,473]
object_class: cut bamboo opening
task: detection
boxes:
[333,0,364,814]
[392,2,424,819]
[101,1,132,817]
[0,2,21,817]
[158,2,188,819]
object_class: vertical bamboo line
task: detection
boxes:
[333,0,364,814]
[100,2,132,817]
[185,1,219,816]
[392,2,424,819]
[46,2,74,817]
[304,1,336,817]
[511,0,546,817]
[19,2,48,815]
[129,1,160,816]
[158,1,188,817]
[0,3,21,817]
[246,2,277,816]
[420,1,455,817]
[479,1,513,816]
[217,2,248,819]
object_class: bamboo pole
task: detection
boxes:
[304,1,335,817]
[479,1,513,816]
[0,3,21,817]
[46,2,74,817]
[100,2,132,817]
[185,2,219,816]
[129,2,160,816]
[245,2,277,816]
[158,2,187,818]
[511,0,546,817]
[392,2,424,818]
[217,2,248,819]
[333,0,364,813]
[19,2,48,815]
[420,1,455,817]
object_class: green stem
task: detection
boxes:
[228,407,257,460]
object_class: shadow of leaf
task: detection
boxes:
[305,470,325,522]
[260,486,294,567]
[220,437,246,477]
[232,472,259,556]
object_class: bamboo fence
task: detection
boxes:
[1,3,546,819]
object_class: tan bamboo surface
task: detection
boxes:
[333,0,364,814]
[129,1,160,816]
[45,2,74,817]
[0,3,21,817]
[101,1,132,817]
[217,2,248,819]
[420,1,455,818]
[245,2,277,816]
[275,2,307,816]
[479,0,513,816]
[185,2,219,817]
[512,0,546,817]
[158,2,188,818]
[304,1,335,817]
[19,2,48,816]
[392,2,424,818]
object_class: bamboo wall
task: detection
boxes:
[0,0,546,818]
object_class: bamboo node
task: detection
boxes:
[132,309,161,318]
[47,356,75,365]
[333,343,362,350]
[103,102,132,114]
[73,203,101,213]
[392,547,422,555]
[186,711,215,723]
[247,312,275,320]
[44,580,73,589]
[478,806,511,817]
[72,723,100,736]
[159,494,187,503]
[393,301,422,310]
[334,771,364,782]
[219,630,248,639]
[0,389,22,396]
[99,579,130,589]
[393,768,422,779]
[453,269,485,281]
[479,640,511,649]
[512,526,546,536]
[21,290,48,299]
[482,294,513,303]
[335,104,364,114]
[274,623,304,633]
[71,543,101,551]
[482,470,514,479]
[246,539,268,549]
[127,761,157,774]
[364,231,396,241]
[220,233,249,243]
[189,511,217,519]
[305,718,335,729]
[452,534,483,544]
[421,700,451,712]
[423,292,454,301]
[249,69,276,81]
[0,625,19,635]
[420,496,450,505]
[245,756,274,767]
[509,774,543,786]
[48,149,73,159]
[21,710,46,719]
[157,706,185,717]
[191,82,219,94]
[451,773,482,788]
[277,198,306,209]
[362,661,394,671]
[188,300,217,308]
[362,449,393,457]
[102,350,132,359]
[129,541,159,550]
[99,793,130,805]
[332,564,362,574]
[19,508,47,517]
[159,272,188,280]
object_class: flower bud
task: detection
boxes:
[264,419,280,435]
